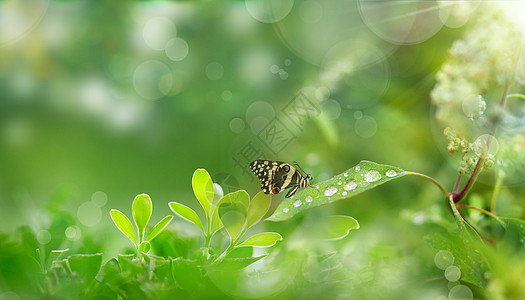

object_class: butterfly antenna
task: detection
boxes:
[293,161,309,177]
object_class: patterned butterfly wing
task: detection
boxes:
[249,160,279,194]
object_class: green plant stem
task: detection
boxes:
[213,236,241,264]
[454,44,521,203]
[456,204,506,228]
[453,174,462,193]
[506,93,525,100]
[404,172,449,197]
[490,170,504,213]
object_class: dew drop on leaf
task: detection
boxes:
[283,207,289,213]
[293,200,302,207]
[386,169,397,177]
[324,186,338,196]
[305,196,313,203]
[343,172,349,177]
[364,170,381,183]
[343,180,357,191]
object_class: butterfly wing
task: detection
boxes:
[249,160,310,198]
[249,160,279,194]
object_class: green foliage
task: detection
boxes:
[169,169,282,264]
[268,161,405,221]
[110,194,173,256]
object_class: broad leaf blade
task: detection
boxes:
[267,161,406,222]
[246,191,271,229]
[110,209,137,246]
[214,255,267,271]
[319,215,360,240]
[68,254,102,284]
[169,202,204,234]
[192,169,214,214]
[132,194,152,242]
[139,241,151,254]
[217,190,250,209]
[221,211,246,242]
[237,232,282,248]
[146,215,174,241]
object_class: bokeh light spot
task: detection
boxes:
[448,284,473,300]
[221,90,233,101]
[77,201,102,227]
[91,191,108,207]
[358,0,445,45]
[299,0,323,24]
[434,250,454,270]
[230,118,245,133]
[37,230,51,245]
[165,37,189,61]
[133,60,172,100]
[205,62,224,80]
[354,115,377,138]
[445,265,461,282]
[65,225,82,241]
[143,17,176,50]
[245,0,294,23]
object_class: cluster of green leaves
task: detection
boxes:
[169,169,282,264]
[110,194,173,257]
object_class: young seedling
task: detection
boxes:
[169,168,283,264]
[110,194,173,258]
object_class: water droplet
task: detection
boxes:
[355,166,361,172]
[364,170,381,183]
[283,208,289,213]
[344,181,357,191]
[342,191,347,196]
[445,266,461,282]
[305,196,313,203]
[386,170,397,177]
[293,200,302,207]
[290,195,294,199]
[449,284,473,300]
[338,177,342,180]
[343,172,349,177]
[338,181,342,185]
[314,185,319,189]
[434,250,454,270]
[324,186,338,196]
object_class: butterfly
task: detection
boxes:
[249,160,312,198]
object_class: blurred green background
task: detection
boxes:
[1,1,525,298]
[0,0,462,230]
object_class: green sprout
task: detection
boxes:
[169,169,282,264]
[110,194,173,257]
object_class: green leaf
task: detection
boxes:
[132,194,152,243]
[146,215,174,241]
[139,241,151,254]
[210,207,224,235]
[246,191,271,229]
[45,249,69,272]
[67,254,102,284]
[318,215,360,240]
[267,160,406,222]
[110,209,137,246]
[425,232,487,288]
[217,190,250,209]
[214,255,267,271]
[221,210,246,242]
[118,254,144,275]
[169,202,204,234]
[192,169,214,214]
[237,232,282,248]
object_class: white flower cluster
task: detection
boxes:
[432,3,525,176]
[431,5,525,138]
